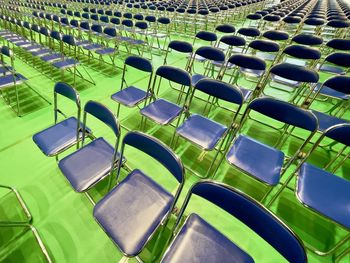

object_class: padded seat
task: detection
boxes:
[140,98,182,125]
[161,213,253,263]
[52,59,77,69]
[191,74,207,85]
[111,86,149,107]
[0,74,27,89]
[319,64,345,75]
[297,163,350,229]
[313,83,349,100]
[311,110,348,132]
[239,87,253,101]
[59,137,122,192]
[30,48,51,57]
[226,135,284,185]
[93,169,174,256]
[23,44,43,51]
[271,74,300,87]
[240,67,265,78]
[95,48,115,55]
[32,117,85,156]
[83,43,103,51]
[41,53,62,62]
[176,114,227,150]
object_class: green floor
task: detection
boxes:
[0,31,349,263]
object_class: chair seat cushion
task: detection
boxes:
[52,59,77,69]
[314,83,348,100]
[95,47,116,55]
[161,213,253,263]
[226,135,284,185]
[0,74,27,89]
[59,137,122,192]
[191,74,207,86]
[41,53,62,62]
[111,86,150,107]
[176,114,227,150]
[23,44,43,51]
[140,99,182,125]
[311,110,348,132]
[297,163,350,229]
[239,86,253,101]
[30,48,51,57]
[32,117,85,156]
[271,74,300,87]
[84,43,103,51]
[93,169,174,256]
[240,67,265,78]
[319,64,345,75]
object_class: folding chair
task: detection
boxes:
[291,33,323,48]
[58,101,123,202]
[190,46,225,85]
[173,78,243,178]
[215,97,318,201]
[33,82,88,159]
[276,45,321,69]
[260,63,319,105]
[221,54,266,102]
[93,131,184,262]
[140,65,191,133]
[266,123,350,259]
[317,52,350,76]
[111,56,153,119]
[216,35,246,55]
[246,39,280,63]
[163,40,193,71]
[161,180,307,263]
[303,75,350,132]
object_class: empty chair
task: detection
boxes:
[58,101,123,198]
[163,40,193,71]
[173,79,244,177]
[260,63,319,104]
[291,33,323,47]
[247,39,280,63]
[304,75,350,132]
[190,46,226,85]
[277,45,321,68]
[318,52,350,76]
[33,82,86,158]
[111,56,153,119]
[267,123,350,258]
[161,181,307,263]
[216,35,246,55]
[93,131,184,261]
[215,97,318,200]
[221,54,266,101]
[140,66,191,131]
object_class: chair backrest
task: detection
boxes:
[117,131,184,184]
[194,46,225,62]
[282,45,321,60]
[270,63,319,83]
[54,82,80,122]
[326,39,350,51]
[317,75,350,96]
[155,65,191,86]
[167,40,193,54]
[324,52,350,68]
[247,97,318,131]
[83,101,120,139]
[248,39,280,53]
[292,33,323,46]
[125,55,153,73]
[228,54,266,70]
[172,181,307,263]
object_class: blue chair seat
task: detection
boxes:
[256,52,276,61]
[52,59,77,69]
[23,44,43,51]
[130,39,145,45]
[84,43,103,51]
[176,114,227,150]
[285,58,307,67]
[95,48,115,55]
[226,135,284,185]
[313,83,348,100]
[111,86,150,107]
[271,74,300,87]
[15,41,32,47]
[140,99,182,125]
[319,64,345,75]
[239,86,253,101]
[0,74,27,89]
[211,60,225,67]
[311,110,348,132]
[75,40,91,47]
[119,36,133,42]
[192,54,206,62]
[32,117,86,156]
[161,213,253,263]
[93,169,174,256]
[59,137,123,192]
[0,66,12,74]
[30,48,51,57]
[191,74,207,86]
[297,163,350,229]
[41,53,62,62]
[240,67,264,78]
